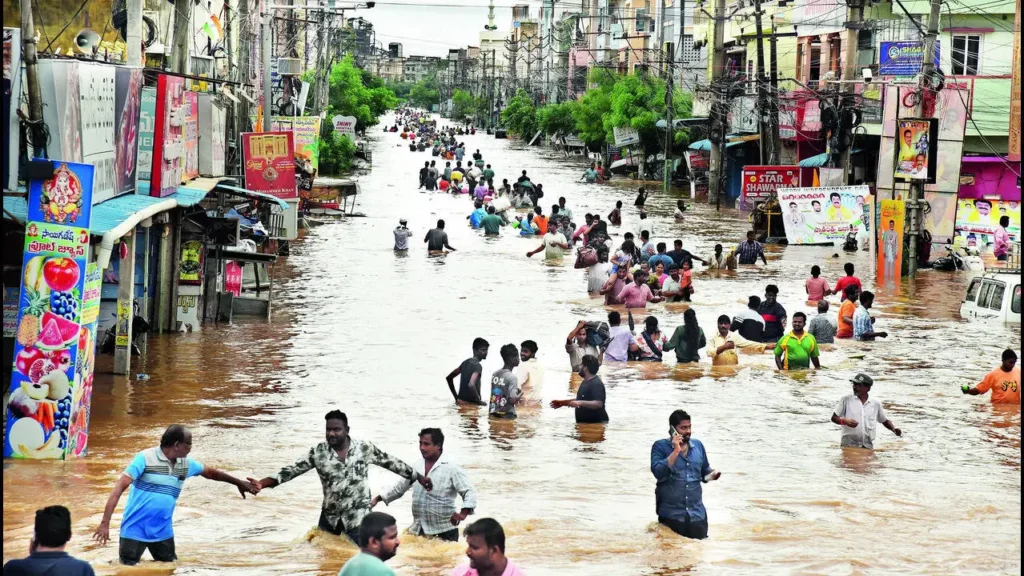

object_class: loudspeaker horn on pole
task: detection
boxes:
[74,28,101,54]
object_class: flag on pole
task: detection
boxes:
[201,15,224,41]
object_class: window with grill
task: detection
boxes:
[809,46,821,82]
[951,34,980,75]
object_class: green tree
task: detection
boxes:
[537,101,578,136]
[604,73,663,154]
[409,75,441,109]
[303,56,397,130]
[452,89,476,121]
[501,89,539,139]
[318,125,358,175]
[572,71,616,145]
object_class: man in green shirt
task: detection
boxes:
[337,512,400,576]
[774,312,821,370]
[480,206,505,236]
[482,164,495,183]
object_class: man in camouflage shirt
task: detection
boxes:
[250,410,432,543]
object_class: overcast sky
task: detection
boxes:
[364,0,542,58]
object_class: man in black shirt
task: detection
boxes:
[550,354,609,423]
[665,239,708,268]
[756,284,787,343]
[445,338,489,404]
[424,220,457,253]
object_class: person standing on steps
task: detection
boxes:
[248,411,432,545]
[650,409,721,540]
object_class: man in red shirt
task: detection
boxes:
[833,263,862,296]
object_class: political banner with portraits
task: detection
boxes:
[778,186,871,245]
[954,198,1021,248]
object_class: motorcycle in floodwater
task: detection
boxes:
[99,300,151,356]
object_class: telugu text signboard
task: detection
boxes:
[778,185,871,245]
[6,162,96,460]
[242,131,297,199]
[272,116,322,173]
[740,165,800,209]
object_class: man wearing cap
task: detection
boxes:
[831,374,902,449]
[394,219,413,252]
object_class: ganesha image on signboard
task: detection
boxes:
[41,163,83,224]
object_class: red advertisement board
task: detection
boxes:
[150,74,185,197]
[242,131,297,199]
[741,165,800,209]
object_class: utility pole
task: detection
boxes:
[707,0,727,206]
[21,0,44,150]
[838,0,865,183]
[171,0,192,73]
[768,16,781,164]
[663,42,674,197]
[262,11,273,131]
[658,0,667,75]
[907,0,942,277]
[753,0,769,165]
[127,0,144,66]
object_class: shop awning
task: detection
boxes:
[3,185,210,232]
[799,149,863,168]
[214,184,291,210]
[688,134,759,151]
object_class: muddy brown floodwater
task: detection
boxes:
[3,114,1020,575]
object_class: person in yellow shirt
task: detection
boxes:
[826,192,853,221]
[706,315,767,366]
[963,349,1020,404]
[898,128,918,162]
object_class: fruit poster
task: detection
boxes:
[66,263,101,458]
[777,185,871,245]
[6,162,95,460]
[878,199,905,284]
[242,131,297,199]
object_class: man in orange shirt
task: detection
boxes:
[963,349,1020,404]
[836,284,860,339]
[531,206,549,235]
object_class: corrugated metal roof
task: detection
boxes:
[214,184,291,210]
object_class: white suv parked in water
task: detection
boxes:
[961,271,1022,325]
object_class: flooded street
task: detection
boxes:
[3,114,1020,575]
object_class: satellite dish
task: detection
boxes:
[74,28,101,54]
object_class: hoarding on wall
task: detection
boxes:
[179,240,205,285]
[879,41,942,77]
[955,198,1021,246]
[113,67,143,195]
[894,118,937,182]
[777,185,871,244]
[6,162,96,460]
[878,200,905,284]
[224,262,242,296]
[1010,0,1021,162]
[685,151,709,200]
[137,88,157,184]
[242,131,297,199]
[272,116,322,172]
[79,63,117,203]
[150,74,186,198]
[182,91,200,181]
[37,61,82,164]
[613,126,641,147]
[922,191,958,242]
[66,262,100,458]
[332,115,357,140]
[740,165,800,209]
[198,94,226,177]
[3,28,21,190]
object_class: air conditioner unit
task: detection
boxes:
[277,57,302,76]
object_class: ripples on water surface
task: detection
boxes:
[3,114,1020,575]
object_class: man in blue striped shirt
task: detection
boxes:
[92,425,259,565]
[650,410,722,540]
